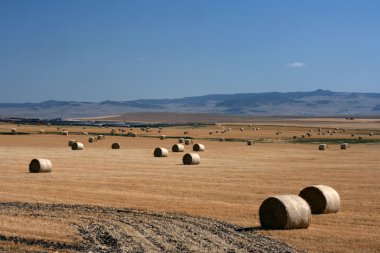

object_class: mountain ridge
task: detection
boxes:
[1,90,379,119]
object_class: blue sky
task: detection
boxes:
[0,0,379,102]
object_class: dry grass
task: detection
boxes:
[0,119,379,252]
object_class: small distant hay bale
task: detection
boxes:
[97,135,105,140]
[160,135,167,140]
[39,130,45,134]
[220,137,225,142]
[369,132,374,136]
[184,139,193,145]
[358,136,363,140]
[88,137,96,143]
[182,153,200,165]
[112,143,121,149]
[333,130,337,133]
[11,128,16,134]
[172,144,185,152]
[178,138,185,143]
[82,132,88,135]
[127,132,138,137]
[293,136,297,139]
[18,123,21,127]
[71,142,84,150]
[154,147,168,157]
[340,143,349,149]
[259,195,311,229]
[299,185,340,214]
[240,128,244,132]
[209,131,213,135]
[247,139,254,145]
[111,129,116,134]
[29,158,52,173]
[62,131,69,136]
[193,143,205,151]
[68,140,77,146]
[306,132,312,137]
[319,144,328,150]
[184,131,189,135]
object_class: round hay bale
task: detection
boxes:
[62,131,69,136]
[111,143,121,149]
[182,153,200,165]
[219,137,225,142]
[68,140,77,146]
[240,128,244,132]
[172,144,185,152]
[299,185,340,214]
[247,139,254,145]
[82,132,88,135]
[29,158,52,173]
[154,147,168,157]
[209,131,213,135]
[178,138,185,143]
[259,195,311,229]
[111,129,116,134]
[11,128,16,134]
[319,144,327,150]
[160,135,167,140]
[184,139,193,145]
[71,142,84,150]
[88,137,96,143]
[97,135,105,140]
[369,132,374,136]
[293,136,297,139]
[39,130,45,134]
[193,143,205,151]
[340,143,349,149]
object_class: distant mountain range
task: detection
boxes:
[1,90,379,119]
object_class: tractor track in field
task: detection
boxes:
[0,202,301,253]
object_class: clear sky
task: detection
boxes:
[0,0,379,102]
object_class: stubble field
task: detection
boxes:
[0,118,379,252]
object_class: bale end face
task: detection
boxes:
[154,147,168,157]
[182,153,200,165]
[259,195,311,229]
[299,185,340,214]
[29,159,52,173]
[112,143,121,149]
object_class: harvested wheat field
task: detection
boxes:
[0,119,379,252]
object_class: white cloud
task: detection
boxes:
[138,57,148,62]
[287,62,306,68]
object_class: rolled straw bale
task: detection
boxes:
[293,136,297,139]
[220,137,225,142]
[247,139,254,145]
[39,130,45,134]
[340,143,349,149]
[160,135,167,140]
[71,142,84,150]
[369,132,374,136]
[82,132,88,135]
[11,128,16,134]
[240,128,244,132]
[112,143,121,149]
[88,137,96,143]
[319,144,327,150]
[184,139,193,145]
[178,138,185,143]
[68,140,77,146]
[97,135,105,140]
[182,153,200,165]
[209,131,213,135]
[172,144,185,152]
[62,131,69,136]
[299,185,340,214]
[193,143,205,151]
[29,158,52,173]
[154,147,168,157]
[259,195,311,229]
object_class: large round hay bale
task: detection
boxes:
[82,132,88,135]
[62,130,69,136]
[340,143,349,149]
[71,142,84,150]
[112,143,121,149]
[259,195,311,229]
[178,138,185,143]
[97,135,105,140]
[172,144,185,152]
[369,132,374,136]
[29,158,52,173]
[154,147,168,157]
[88,137,96,143]
[39,130,45,134]
[299,185,340,214]
[219,137,225,142]
[182,153,200,165]
[319,144,327,150]
[193,143,205,151]
[160,135,166,140]
[68,140,77,146]
[247,139,254,145]
[11,128,16,134]
[184,139,193,145]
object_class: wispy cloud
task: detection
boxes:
[138,57,148,62]
[287,62,306,68]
